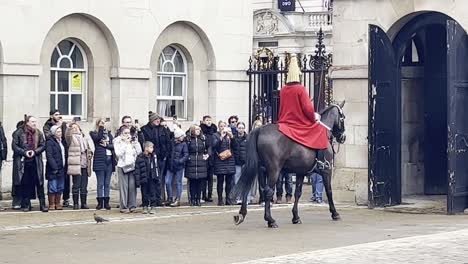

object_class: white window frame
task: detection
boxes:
[50,39,88,120]
[156,46,188,119]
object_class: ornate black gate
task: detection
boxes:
[247,29,333,129]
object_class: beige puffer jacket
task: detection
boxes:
[65,126,93,176]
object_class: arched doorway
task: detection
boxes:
[368,11,468,214]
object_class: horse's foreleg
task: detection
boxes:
[322,168,340,220]
[292,174,304,224]
[234,199,248,225]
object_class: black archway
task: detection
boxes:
[369,12,468,214]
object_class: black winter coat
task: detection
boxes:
[141,123,172,160]
[90,128,116,172]
[167,140,189,172]
[200,123,217,166]
[134,153,159,186]
[233,133,248,166]
[12,127,46,186]
[212,133,236,175]
[185,135,209,180]
[0,125,8,166]
[45,138,68,180]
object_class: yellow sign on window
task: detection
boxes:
[71,72,82,92]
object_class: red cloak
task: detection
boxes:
[278,83,329,150]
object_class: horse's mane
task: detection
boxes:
[318,105,335,115]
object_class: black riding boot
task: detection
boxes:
[217,196,224,206]
[80,194,89,209]
[39,199,49,213]
[104,197,111,210]
[73,194,79,210]
[96,197,103,210]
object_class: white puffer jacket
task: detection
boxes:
[113,136,142,169]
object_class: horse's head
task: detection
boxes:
[320,100,346,144]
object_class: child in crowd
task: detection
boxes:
[135,141,161,214]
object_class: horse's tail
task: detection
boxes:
[230,127,261,201]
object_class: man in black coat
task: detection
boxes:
[0,123,7,210]
[141,113,171,204]
[200,115,217,202]
[13,116,48,212]
[43,109,71,207]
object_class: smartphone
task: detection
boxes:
[73,116,81,122]
[135,119,139,124]
[105,117,111,122]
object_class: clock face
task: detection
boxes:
[278,0,295,12]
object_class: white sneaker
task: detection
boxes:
[149,207,155,214]
[142,206,149,214]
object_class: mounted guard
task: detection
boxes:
[278,54,329,153]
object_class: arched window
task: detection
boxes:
[157,46,187,118]
[50,39,87,117]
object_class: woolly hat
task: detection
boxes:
[286,54,301,84]
[149,112,161,123]
[173,128,185,139]
[50,125,61,136]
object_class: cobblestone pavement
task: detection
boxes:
[235,229,468,264]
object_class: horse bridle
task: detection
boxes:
[329,103,346,145]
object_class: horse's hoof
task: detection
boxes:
[268,222,278,228]
[233,214,244,225]
[292,218,302,224]
[332,214,341,221]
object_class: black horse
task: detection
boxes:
[231,101,346,228]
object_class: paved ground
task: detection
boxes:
[0,202,467,264]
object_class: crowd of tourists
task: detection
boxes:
[0,110,325,214]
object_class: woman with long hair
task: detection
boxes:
[213,121,236,206]
[185,125,210,206]
[113,126,142,213]
[90,118,116,210]
[65,121,93,209]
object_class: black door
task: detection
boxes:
[368,25,400,207]
[447,20,468,214]
[424,25,448,195]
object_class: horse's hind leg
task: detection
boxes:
[264,169,279,228]
[292,174,304,224]
[322,167,340,220]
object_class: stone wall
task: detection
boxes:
[0,0,253,196]
[331,0,468,205]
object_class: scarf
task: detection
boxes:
[25,126,36,151]
[75,133,86,153]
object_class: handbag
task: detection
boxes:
[218,138,232,161]
[121,142,138,173]
[218,149,232,161]
[122,163,135,173]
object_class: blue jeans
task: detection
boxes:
[166,169,184,200]
[48,176,65,194]
[276,170,293,197]
[312,173,324,201]
[95,156,113,198]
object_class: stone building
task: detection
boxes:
[252,0,332,58]
[332,0,468,213]
[0,0,252,196]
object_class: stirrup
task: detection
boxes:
[315,159,331,170]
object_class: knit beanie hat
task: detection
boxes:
[149,113,161,123]
[174,128,185,139]
[50,125,61,136]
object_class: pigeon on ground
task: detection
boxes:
[94,213,109,224]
